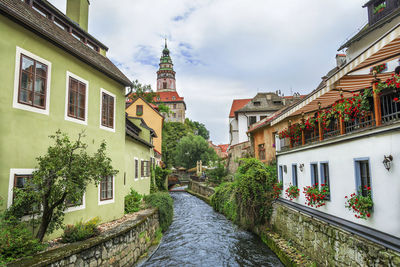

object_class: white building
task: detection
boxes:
[229,93,302,146]
[274,1,400,240]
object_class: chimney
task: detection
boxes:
[66,0,90,32]
[336,54,347,68]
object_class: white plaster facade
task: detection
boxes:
[230,111,274,146]
[276,124,400,238]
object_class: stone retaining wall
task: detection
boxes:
[270,202,400,266]
[9,209,159,267]
[188,180,215,197]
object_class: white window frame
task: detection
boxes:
[140,159,144,179]
[98,175,115,206]
[134,157,139,181]
[99,88,116,132]
[13,46,52,115]
[64,71,89,125]
[9,169,85,212]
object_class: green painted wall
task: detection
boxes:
[129,118,152,144]
[124,137,151,196]
[0,16,128,239]
[66,0,89,32]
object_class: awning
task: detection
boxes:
[271,22,400,124]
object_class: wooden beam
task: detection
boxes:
[372,80,382,126]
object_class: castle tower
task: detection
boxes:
[156,40,176,92]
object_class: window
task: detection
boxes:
[260,116,267,120]
[136,105,143,116]
[163,82,167,89]
[173,113,176,118]
[254,101,261,106]
[292,164,298,186]
[249,116,257,126]
[141,161,150,178]
[13,174,40,215]
[355,159,371,197]
[100,176,113,201]
[172,96,176,100]
[279,165,283,183]
[173,104,176,109]
[18,54,47,109]
[157,96,160,101]
[67,76,86,121]
[320,162,330,200]
[65,189,84,209]
[258,144,265,160]
[310,163,318,186]
[100,89,115,131]
[135,159,139,180]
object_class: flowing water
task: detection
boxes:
[143,192,283,267]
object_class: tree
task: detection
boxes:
[185,119,210,140]
[158,103,171,116]
[9,131,118,241]
[162,122,193,168]
[128,79,158,104]
[173,134,218,169]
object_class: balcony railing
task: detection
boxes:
[278,90,399,151]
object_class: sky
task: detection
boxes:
[49,0,367,144]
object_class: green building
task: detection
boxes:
[0,0,152,238]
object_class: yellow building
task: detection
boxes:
[126,97,164,164]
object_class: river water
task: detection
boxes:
[143,192,283,267]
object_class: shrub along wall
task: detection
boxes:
[8,209,159,267]
[271,202,400,266]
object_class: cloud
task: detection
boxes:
[49,0,367,143]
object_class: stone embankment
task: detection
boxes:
[9,209,159,267]
[187,180,215,198]
[271,202,400,266]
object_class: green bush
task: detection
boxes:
[0,213,45,264]
[144,192,173,231]
[206,162,228,185]
[211,158,277,229]
[124,189,143,214]
[155,166,170,191]
[61,217,100,243]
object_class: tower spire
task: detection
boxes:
[157,40,176,92]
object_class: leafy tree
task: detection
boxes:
[185,119,210,140]
[173,134,218,169]
[162,122,194,168]
[128,79,158,104]
[154,166,170,191]
[8,130,118,241]
[206,161,228,185]
[158,103,171,116]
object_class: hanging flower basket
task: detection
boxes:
[370,63,387,74]
[344,186,373,219]
[303,183,330,208]
[377,73,400,102]
[285,184,300,201]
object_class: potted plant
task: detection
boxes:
[373,2,386,14]
[377,73,400,102]
[273,181,283,200]
[344,186,373,219]
[303,183,330,208]
[285,184,300,201]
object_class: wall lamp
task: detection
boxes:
[299,164,304,172]
[383,155,393,171]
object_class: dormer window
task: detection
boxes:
[364,0,398,27]
[172,96,176,100]
[254,101,261,106]
[373,0,386,14]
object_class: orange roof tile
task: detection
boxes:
[218,144,229,153]
[154,91,184,102]
[229,99,252,118]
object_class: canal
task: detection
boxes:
[143,192,283,267]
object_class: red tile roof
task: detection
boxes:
[229,99,252,118]
[154,91,184,102]
[218,144,229,153]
